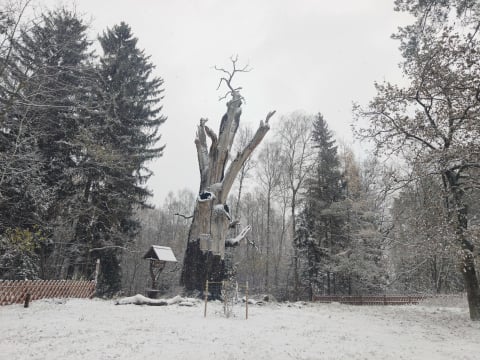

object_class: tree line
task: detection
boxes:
[124,110,464,302]
[0,2,165,296]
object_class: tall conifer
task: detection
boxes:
[87,23,166,294]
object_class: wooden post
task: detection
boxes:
[222,280,226,315]
[93,259,100,298]
[245,281,249,320]
[204,280,209,318]
[24,293,31,308]
[235,281,239,302]
[94,259,100,284]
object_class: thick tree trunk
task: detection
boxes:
[292,199,299,300]
[462,249,480,320]
[446,172,480,320]
[274,198,287,288]
[180,90,275,295]
[454,203,480,320]
[327,271,331,295]
[265,188,271,291]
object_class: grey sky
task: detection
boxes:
[40,0,411,206]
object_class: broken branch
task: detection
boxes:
[225,225,252,247]
[220,110,276,202]
[174,213,194,220]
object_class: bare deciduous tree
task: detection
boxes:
[180,58,275,294]
[277,113,314,299]
[354,2,480,319]
[257,141,282,291]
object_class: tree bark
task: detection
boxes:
[445,171,480,320]
[265,188,271,291]
[292,197,299,300]
[180,90,275,295]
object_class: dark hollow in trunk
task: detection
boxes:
[181,240,225,298]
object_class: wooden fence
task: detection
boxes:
[313,295,426,305]
[0,280,96,306]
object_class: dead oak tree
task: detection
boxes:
[180,58,275,294]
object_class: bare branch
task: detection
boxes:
[0,0,32,77]
[89,245,129,252]
[174,212,194,220]
[265,110,276,124]
[225,225,251,247]
[214,56,251,100]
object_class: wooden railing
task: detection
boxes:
[0,280,96,306]
[313,295,426,305]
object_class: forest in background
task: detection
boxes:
[1,0,479,311]
[125,111,466,300]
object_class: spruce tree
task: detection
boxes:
[0,12,166,290]
[310,113,343,205]
[86,22,166,294]
[336,149,386,295]
[0,4,40,236]
[17,8,93,196]
[98,22,165,178]
[296,113,345,297]
[0,9,97,280]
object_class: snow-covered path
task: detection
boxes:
[1,298,479,359]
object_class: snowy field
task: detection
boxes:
[1,297,480,360]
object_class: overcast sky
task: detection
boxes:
[38,0,411,206]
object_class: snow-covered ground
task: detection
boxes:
[1,297,479,359]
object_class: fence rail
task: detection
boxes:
[0,280,96,306]
[313,295,426,305]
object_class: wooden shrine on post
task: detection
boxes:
[143,245,177,298]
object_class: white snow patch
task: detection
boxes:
[115,294,167,305]
[178,301,195,307]
[213,204,231,220]
[213,204,226,212]
[208,182,222,194]
[226,225,251,246]
[1,299,479,359]
[115,294,196,306]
